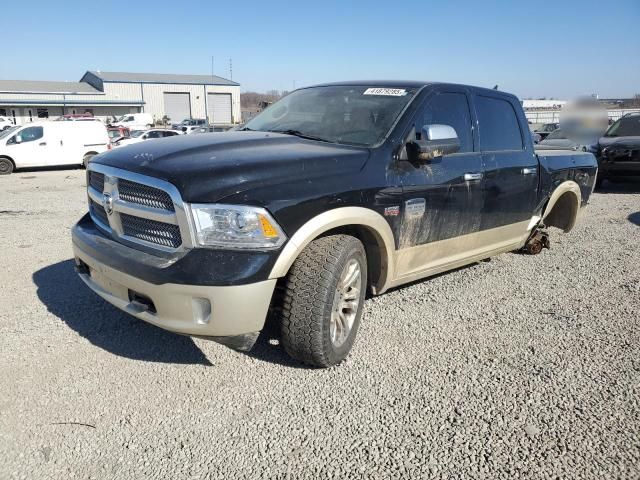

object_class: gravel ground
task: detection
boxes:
[1,169,639,479]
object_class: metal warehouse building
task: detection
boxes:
[0,71,240,126]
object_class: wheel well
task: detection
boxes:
[318,225,388,295]
[84,151,98,158]
[543,191,579,232]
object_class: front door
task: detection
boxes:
[473,93,539,237]
[395,88,485,279]
[5,126,47,168]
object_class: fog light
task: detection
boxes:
[192,298,212,324]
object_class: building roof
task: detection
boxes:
[85,70,239,86]
[0,79,101,94]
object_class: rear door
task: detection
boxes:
[473,93,539,236]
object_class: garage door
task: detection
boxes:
[163,92,191,123]
[208,93,232,124]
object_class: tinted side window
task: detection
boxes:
[476,96,523,151]
[420,92,473,153]
[147,131,160,139]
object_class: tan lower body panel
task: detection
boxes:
[74,245,276,337]
[389,220,532,289]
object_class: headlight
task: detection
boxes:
[190,204,286,249]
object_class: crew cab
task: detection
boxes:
[590,112,640,188]
[72,81,597,367]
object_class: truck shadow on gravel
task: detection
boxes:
[33,260,212,365]
[629,212,640,226]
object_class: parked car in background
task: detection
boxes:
[536,128,598,152]
[111,113,153,131]
[0,116,14,130]
[108,126,130,143]
[0,120,109,174]
[534,122,559,140]
[112,128,182,148]
[171,118,206,130]
[191,126,233,134]
[180,125,206,134]
[73,81,597,367]
[58,113,101,122]
[591,112,640,188]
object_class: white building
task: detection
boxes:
[0,71,240,126]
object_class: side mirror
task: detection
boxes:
[15,135,23,144]
[142,134,148,140]
[410,124,460,161]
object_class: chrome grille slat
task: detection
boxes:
[120,214,182,248]
[86,165,192,254]
[118,179,175,211]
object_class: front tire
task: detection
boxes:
[82,153,96,168]
[280,234,367,367]
[0,157,14,175]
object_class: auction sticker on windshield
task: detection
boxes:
[363,88,407,96]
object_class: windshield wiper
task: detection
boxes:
[268,129,331,143]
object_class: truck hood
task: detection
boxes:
[93,131,369,203]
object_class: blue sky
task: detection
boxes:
[1,0,638,98]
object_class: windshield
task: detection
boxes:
[244,85,418,147]
[605,115,640,137]
[108,130,125,139]
[130,130,146,138]
[0,126,17,140]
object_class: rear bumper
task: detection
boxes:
[74,245,276,337]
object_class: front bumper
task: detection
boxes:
[72,216,277,339]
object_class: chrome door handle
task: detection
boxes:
[39,142,47,146]
[464,172,483,181]
[522,167,537,175]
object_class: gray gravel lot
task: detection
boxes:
[1,169,639,479]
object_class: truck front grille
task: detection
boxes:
[121,214,182,248]
[118,179,175,211]
[86,165,189,253]
[89,199,109,226]
[88,171,104,193]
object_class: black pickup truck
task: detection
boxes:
[72,81,598,367]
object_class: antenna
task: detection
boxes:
[211,56,214,80]
[229,58,233,80]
